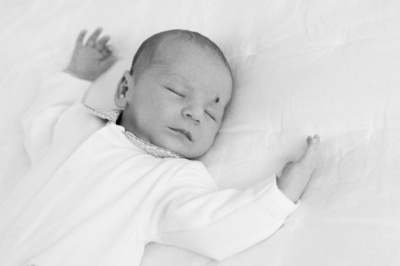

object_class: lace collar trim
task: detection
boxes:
[85,105,183,159]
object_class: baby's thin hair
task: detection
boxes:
[129,29,232,78]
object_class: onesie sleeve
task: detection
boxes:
[21,72,91,163]
[148,161,298,261]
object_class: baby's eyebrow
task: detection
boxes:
[165,72,186,83]
[164,73,195,91]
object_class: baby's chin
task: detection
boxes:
[165,144,207,159]
[179,149,206,160]
[146,129,215,159]
[156,139,210,160]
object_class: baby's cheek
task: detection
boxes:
[201,129,218,150]
[164,105,182,123]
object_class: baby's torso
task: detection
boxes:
[0,122,190,266]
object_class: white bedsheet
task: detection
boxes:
[1,0,400,265]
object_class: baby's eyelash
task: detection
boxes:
[165,87,184,97]
[206,111,216,121]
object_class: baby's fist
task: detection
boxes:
[65,27,117,81]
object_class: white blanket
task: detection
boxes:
[1,0,400,265]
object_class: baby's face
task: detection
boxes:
[117,39,232,158]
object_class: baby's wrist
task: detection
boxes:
[63,68,94,81]
[276,183,299,203]
[276,175,306,203]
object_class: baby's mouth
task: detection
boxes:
[169,128,192,141]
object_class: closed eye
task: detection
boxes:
[165,87,184,97]
[206,111,216,121]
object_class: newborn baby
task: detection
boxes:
[0,27,321,266]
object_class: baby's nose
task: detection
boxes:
[182,106,202,124]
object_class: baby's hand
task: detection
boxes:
[65,27,117,81]
[277,135,321,203]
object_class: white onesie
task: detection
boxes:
[0,72,297,266]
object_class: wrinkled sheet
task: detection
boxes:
[1,0,400,265]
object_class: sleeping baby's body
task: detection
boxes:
[0,73,297,266]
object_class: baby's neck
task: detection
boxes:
[116,111,123,126]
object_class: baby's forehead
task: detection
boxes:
[138,34,233,94]
[153,39,231,79]
[152,37,215,63]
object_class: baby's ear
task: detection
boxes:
[114,70,132,108]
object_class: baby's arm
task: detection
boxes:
[22,28,115,163]
[148,136,321,261]
[65,27,116,81]
[277,135,321,202]
[148,164,297,261]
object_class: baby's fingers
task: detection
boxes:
[97,35,110,47]
[76,29,87,46]
[86,27,103,47]
[307,134,321,145]
[96,35,110,52]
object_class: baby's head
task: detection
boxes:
[114,30,233,159]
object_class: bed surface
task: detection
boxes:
[1,0,400,265]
